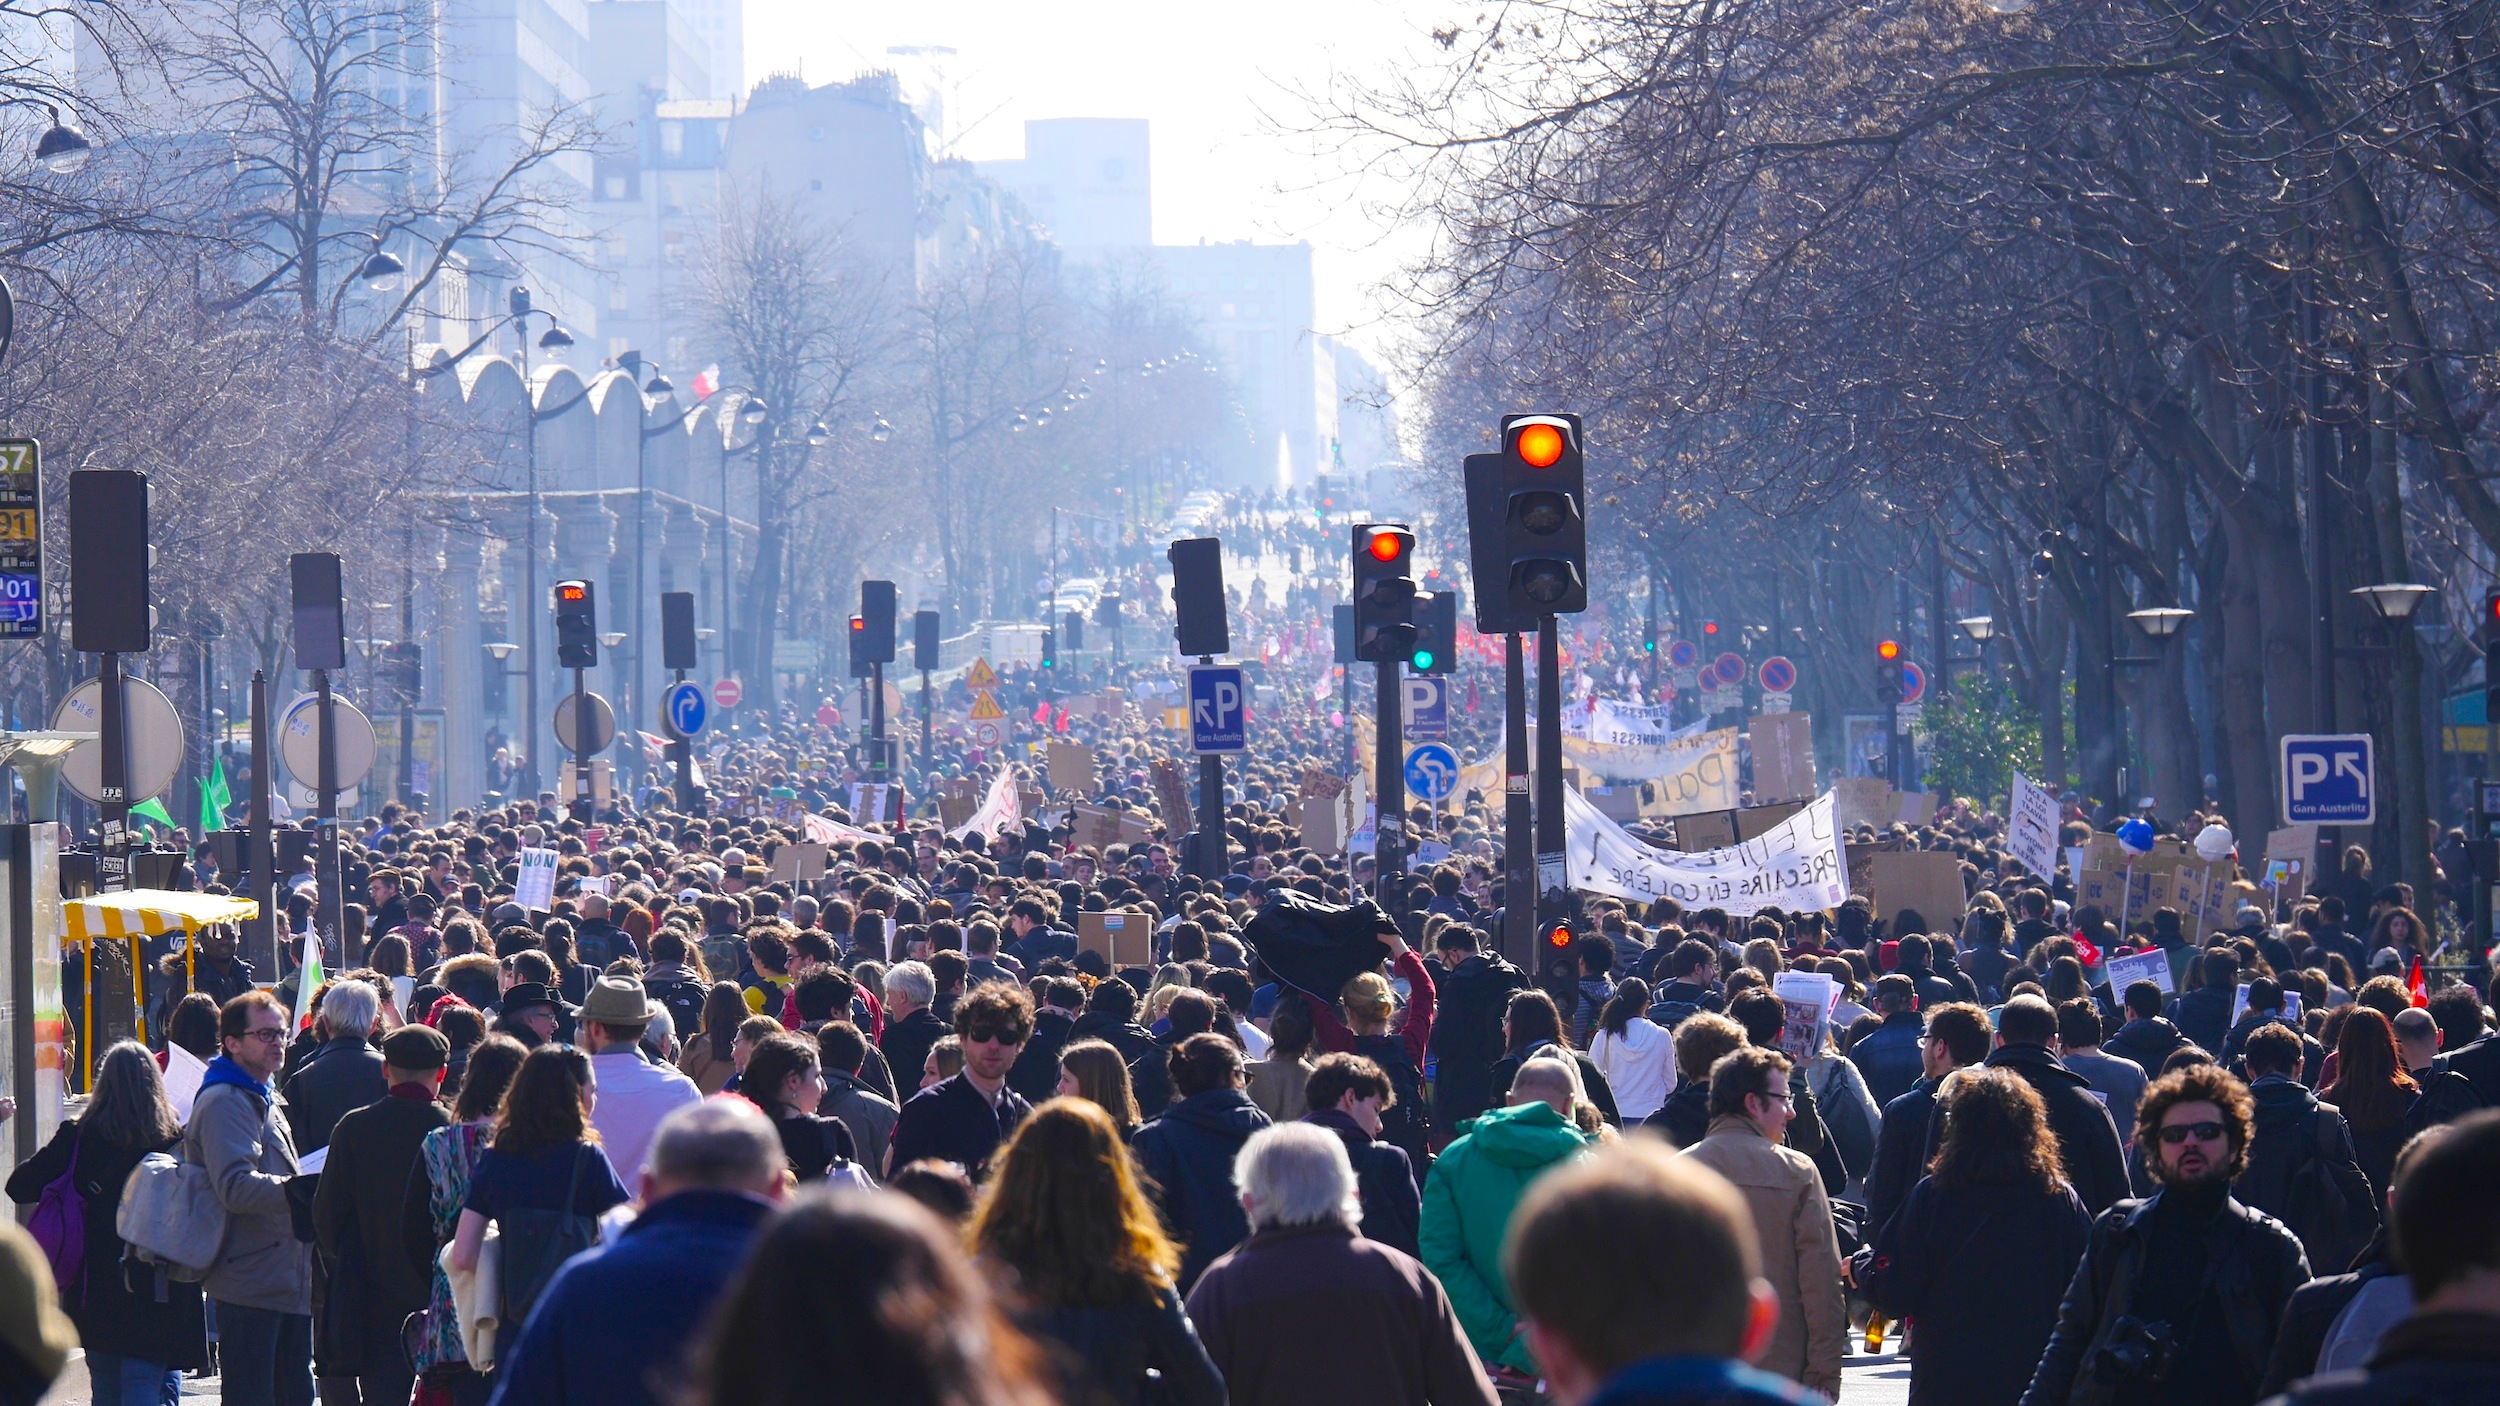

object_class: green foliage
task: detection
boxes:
[1921,669,2042,805]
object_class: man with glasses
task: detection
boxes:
[2025,1064,2310,1406]
[1679,1046,1845,1400]
[184,990,314,1405]
[884,980,1034,1180]
[1864,1001,1991,1239]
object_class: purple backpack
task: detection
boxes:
[26,1130,86,1297]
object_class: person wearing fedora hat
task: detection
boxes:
[496,982,566,1049]
[578,974,701,1186]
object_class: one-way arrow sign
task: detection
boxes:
[1189,665,1247,754]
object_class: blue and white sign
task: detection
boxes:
[663,680,709,739]
[1402,676,1448,741]
[1188,665,1247,754]
[2281,733,2374,825]
[1405,742,1461,802]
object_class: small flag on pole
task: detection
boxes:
[293,926,325,1031]
[201,758,233,834]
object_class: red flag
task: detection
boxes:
[2407,955,2428,1008]
[1053,706,1070,734]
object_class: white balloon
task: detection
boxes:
[2194,824,2236,862]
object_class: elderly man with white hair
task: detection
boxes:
[1185,1123,1499,1406]
[281,978,389,1156]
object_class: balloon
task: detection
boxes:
[2117,818,2155,853]
[2194,824,2236,862]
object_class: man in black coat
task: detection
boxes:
[2236,1024,2377,1276]
[1425,924,1529,1135]
[1004,977,1080,1103]
[1865,1000,1990,1237]
[1847,974,1927,1111]
[2105,977,2193,1075]
[885,982,1035,1181]
[1066,975,1157,1064]
[2167,948,2240,1057]
[877,960,950,1094]
[1958,995,2132,1216]
[1130,990,1217,1117]
[1300,1053,1421,1256]
[1132,1033,1273,1291]
[283,980,390,1157]
[311,1025,450,1406]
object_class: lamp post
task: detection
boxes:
[505,289,580,795]
[719,397,770,717]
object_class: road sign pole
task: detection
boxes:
[1504,632,1532,961]
[570,665,591,822]
[871,661,888,785]
[247,669,276,981]
[1375,655,1406,896]
[920,665,932,773]
[1195,653,1227,880]
[316,666,345,965]
[1535,614,1567,929]
[98,651,127,895]
[670,668,697,813]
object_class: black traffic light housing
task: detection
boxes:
[1411,591,1457,675]
[848,614,870,678]
[913,609,941,671]
[859,580,897,664]
[1485,414,1587,618]
[1063,609,1084,653]
[1168,537,1229,657]
[661,592,698,670]
[1042,626,1057,670]
[1351,524,1418,662]
[73,470,153,654]
[554,580,597,667]
[2484,594,2500,743]
[1094,591,1121,628]
[1876,639,1903,707]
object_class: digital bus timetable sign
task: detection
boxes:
[0,440,41,637]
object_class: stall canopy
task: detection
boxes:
[64,889,259,1084]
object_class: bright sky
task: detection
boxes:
[743,0,1454,363]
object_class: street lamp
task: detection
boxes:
[33,106,90,175]
[484,641,518,662]
[1957,615,1997,643]
[2127,607,2195,640]
[598,631,626,649]
[2351,583,2433,622]
[870,418,894,444]
[359,244,405,293]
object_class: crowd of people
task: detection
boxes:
[4,501,2500,1406]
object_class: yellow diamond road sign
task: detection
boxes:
[967,691,1005,721]
[965,657,999,691]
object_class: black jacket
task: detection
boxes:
[1643,1079,1713,1150]
[879,1006,951,1094]
[2020,1190,2310,1406]
[1026,1287,1225,1406]
[2106,1016,2192,1077]
[1427,952,1531,1133]
[886,1073,1031,1181]
[771,1112,863,1182]
[1303,1106,1421,1257]
[1129,1033,1182,1118]
[1067,1010,1158,1066]
[6,1119,207,1369]
[2236,1075,2377,1276]
[2171,986,2236,1058]
[1007,1007,1078,1103]
[1130,1088,1273,1291]
[2441,1031,2500,1108]
[1856,1177,2092,1406]
[2256,1247,2401,1398]
[1865,1076,1944,1239]
[1976,1044,2132,1216]
[312,1087,450,1369]
[2262,1311,2500,1406]
[282,1033,390,1156]
[1848,1010,1927,1111]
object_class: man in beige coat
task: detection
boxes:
[1676,1046,1845,1399]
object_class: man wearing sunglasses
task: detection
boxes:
[884,980,1035,1180]
[2024,1063,2310,1406]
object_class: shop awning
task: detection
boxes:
[64,889,259,945]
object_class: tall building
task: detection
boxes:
[975,119,1151,249]
[583,0,722,367]
[671,0,743,102]
[723,72,941,282]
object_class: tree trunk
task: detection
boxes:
[2215,509,2276,836]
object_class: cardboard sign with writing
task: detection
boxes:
[771,842,829,884]
[1868,850,1967,923]
[1835,777,1893,830]
[1119,814,1154,846]
[1069,803,1122,854]
[938,793,976,830]
[1672,810,1739,852]
[1750,712,1816,804]
[1047,741,1096,795]
[1589,786,1644,822]
[2266,825,2319,861]
[1300,768,1348,802]
[1152,761,1195,832]
[1079,911,1150,969]
[1737,801,1806,842]
[2074,867,2125,919]
[2106,948,2175,996]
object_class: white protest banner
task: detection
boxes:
[2008,773,2062,880]
[516,846,561,912]
[1565,787,1847,915]
[2106,948,2174,996]
[948,767,1025,842]
[805,811,883,845]
[1590,699,1684,746]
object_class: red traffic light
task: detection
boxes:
[850,615,864,633]
[2487,591,2500,626]
[1877,639,1901,661]
[1544,923,1573,949]
[1367,531,1406,563]
[1513,421,1567,469]
[1702,620,1719,636]
[556,583,587,604]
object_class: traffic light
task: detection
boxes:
[1063,609,1084,653]
[1410,591,1457,675]
[913,609,941,672]
[73,470,152,654]
[1490,413,1587,618]
[1042,626,1057,670]
[1168,537,1229,657]
[859,580,897,664]
[1876,639,1903,706]
[554,579,596,667]
[661,592,698,671]
[1094,591,1121,628]
[288,552,343,671]
[1351,524,1418,662]
[848,614,869,678]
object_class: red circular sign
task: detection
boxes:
[713,677,744,709]
[815,704,838,730]
[1758,656,1796,693]
[1712,653,1745,687]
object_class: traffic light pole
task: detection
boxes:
[1195,652,1227,880]
[97,651,127,894]
[1534,615,1567,929]
[1375,656,1406,896]
[919,665,933,772]
[247,670,276,979]
[316,666,346,965]
[870,661,889,792]
[1503,633,1533,960]
[571,665,592,821]
[670,667,696,812]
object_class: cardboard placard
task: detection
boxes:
[2106,948,2175,996]
[2265,825,2319,861]
[1868,850,1967,924]
[1047,741,1096,794]
[1152,760,1195,831]
[1835,777,1893,830]
[2075,867,2125,919]
[1896,789,1937,826]
[1672,810,1739,852]
[771,842,829,883]
[1079,910,1149,969]
[1069,803,1122,854]
[516,847,560,912]
[1737,801,1805,842]
[1301,795,1343,853]
[938,793,977,830]
[1589,786,1644,822]
[1300,768,1348,802]
[1750,712,1817,804]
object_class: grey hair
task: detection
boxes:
[1233,1123,1360,1231]
[644,1094,787,1188]
[641,1006,677,1060]
[322,979,379,1038]
[884,959,935,1008]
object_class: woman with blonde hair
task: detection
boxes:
[1056,1038,1143,1136]
[967,1098,1223,1406]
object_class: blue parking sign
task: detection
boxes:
[2280,734,2373,825]
[1189,666,1247,753]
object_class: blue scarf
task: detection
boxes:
[200,1054,271,1104]
[1585,1356,1825,1406]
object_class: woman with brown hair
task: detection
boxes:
[1056,1038,1143,1136]
[966,1098,1224,1406]
[675,980,750,1094]
[404,1033,527,1397]
[448,1044,632,1351]
[2320,1005,2418,1197]
[743,1031,865,1183]
[1852,1068,2092,1405]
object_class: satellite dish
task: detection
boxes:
[53,677,185,804]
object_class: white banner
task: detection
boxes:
[1447,721,1737,814]
[1590,698,1680,746]
[948,766,1025,842]
[2008,773,2061,880]
[1565,788,1847,914]
[515,846,560,913]
[805,812,883,845]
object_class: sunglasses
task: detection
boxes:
[961,1026,1020,1045]
[2158,1121,2226,1145]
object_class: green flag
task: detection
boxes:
[130,797,176,832]
[201,758,232,833]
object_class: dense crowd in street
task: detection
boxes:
[4,504,2500,1406]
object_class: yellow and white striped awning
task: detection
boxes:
[64,889,259,945]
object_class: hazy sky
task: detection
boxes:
[744,0,1454,362]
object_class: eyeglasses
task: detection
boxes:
[1754,1089,1793,1106]
[960,1026,1020,1045]
[2157,1121,2226,1145]
[240,1026,288,1044]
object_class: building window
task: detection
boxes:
[602,174,628,201]
[660,122,684,157]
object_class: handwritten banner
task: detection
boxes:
[1567,788,1847,914]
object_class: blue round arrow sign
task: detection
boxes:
[665,680,709,737]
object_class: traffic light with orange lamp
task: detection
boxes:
[1351,524,1418,662]
[1876,638,1904,704]
[554,579,596,667]
[1499,414,1587,617]
[847,614,869,678]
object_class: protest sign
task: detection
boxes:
[770,842,828,884]
[2106,948,2174,996]
[516,846,560,912]
[1591,698,1681,746]
[1152,760,1195,832]
[1078,911,1149,969]
[1773,970,1838,1061]
[2007,773,2061,879]
[1301,796,1342,852]
[1588,785,1644,822]
[1069,803,1123,854]
[1834,777,1893,830]
[1750,711,1816,804]
[1047,741,1096,794]
[1565,788,1847,915]
[1737,801,1805,842]
[1867,850,1967,923]
[1671,810,1739,852]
